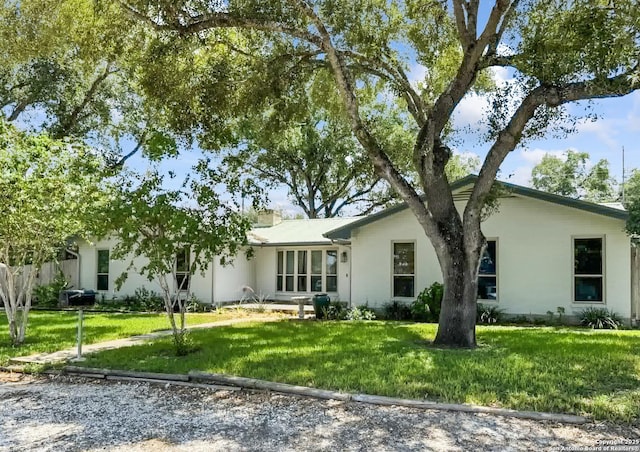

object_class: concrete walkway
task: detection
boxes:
[224,303,316,313]
[10,315,286,365]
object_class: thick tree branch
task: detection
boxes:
[118,2,324,47]
[52,64,116,138]
[466,70,640,229]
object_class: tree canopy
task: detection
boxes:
[0,0,179,165]
[531,150,617,202]
[115,0,640,347]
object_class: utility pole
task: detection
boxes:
[622,146,626,204]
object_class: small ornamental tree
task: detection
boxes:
[0,120,108,345]
[107,162,262,355]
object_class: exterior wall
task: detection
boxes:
[77,238,163,298]
[253,245,351,304]
[212,252,256,304]
[350,195,632,319]
[77,238,235,303]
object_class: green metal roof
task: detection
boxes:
[323,175,628,240]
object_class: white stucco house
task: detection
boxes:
[76,176,639,322]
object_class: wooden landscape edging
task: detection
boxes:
[55,366,589,425]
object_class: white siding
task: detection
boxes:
[212,252,256,304]
[77,238,252,304]
[351,195,632,318]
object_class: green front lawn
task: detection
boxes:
[0,309,265,366]
[77,321,640,421]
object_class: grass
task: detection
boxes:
[0,308,268,366]
[76,320,640,422]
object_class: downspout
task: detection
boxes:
[330,239,352,308]
[348,244,353,308]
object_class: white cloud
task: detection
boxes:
[490,66,511,88]
[407,63,428,90]
[519,148,567,165]
[453,94,490,127]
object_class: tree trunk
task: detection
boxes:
[434,229,484,348]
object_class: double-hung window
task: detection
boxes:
[276,249,338,293]
[175,247,190,291]
[478,240,497,300]
[393,242,415,298]
[573,237,604,302]
[97,249,109,291]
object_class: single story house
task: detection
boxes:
[76,176,640,323]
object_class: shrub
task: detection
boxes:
[476,303,504,324]
[133,287,165,311]
[383,300,412,320]
[411,282,443,322]
[186,295,209,313]
[322,302,347,320]
[580,307,623,330]
[346,305,377,321]
[509,314,531,325]
[33,271,69,307]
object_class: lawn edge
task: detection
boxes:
[57,366,589,425]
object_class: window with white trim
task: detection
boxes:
[276,249,338,292]
[478,240,497,300]
[97,249,109,291]
[175,247,190,291]
[573,237,604,302]
[393,242,415,298]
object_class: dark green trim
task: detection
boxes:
[323,175,628,240]
[252,241,341,247]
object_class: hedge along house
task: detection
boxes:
[75,211,358,305]
[76,176,638,322]
[324,176,637,323]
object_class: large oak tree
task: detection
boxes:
[119,0,640,347]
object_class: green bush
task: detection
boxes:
[508,314,531,325]
[476,303,505,324]
[580,307,622,330]
[383,300,412,320]
[321,302,348,320]
[411,282,443,322]
[33,272,69,307]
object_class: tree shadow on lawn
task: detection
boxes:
[80,321,640,420]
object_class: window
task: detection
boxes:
[175,247,190,291]
[393,242,415,298]
[311,250,322,292]
[573,237,604,302]
[326,250,338,292]
[297,250,308,292]
[97,249,109,291]
[478,240,497,300]
[277,252,284,291]
[276,249,338,292]
[285,250,295,291]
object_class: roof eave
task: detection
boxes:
[323,175,629,240]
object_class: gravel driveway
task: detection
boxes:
[0,373,638,451]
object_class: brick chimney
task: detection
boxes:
[256,210,283,227]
